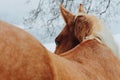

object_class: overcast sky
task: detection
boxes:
[0,0,39,24]
[0,0,120,34]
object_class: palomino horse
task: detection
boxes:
[55,4,119,58]
[0,20,120,79]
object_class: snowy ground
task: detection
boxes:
[113,34,120,50]
[44,43,56,53]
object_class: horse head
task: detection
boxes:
[55,4,119,57]
[55,4,102,54]
[54,4,79,54]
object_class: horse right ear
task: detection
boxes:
[60,4,74,25]
[78,4,86,13]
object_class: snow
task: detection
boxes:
[113,34,120,50]
[43,43,56,52]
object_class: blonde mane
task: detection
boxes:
[83,15,119,58]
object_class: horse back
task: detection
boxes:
[0,21,54,80]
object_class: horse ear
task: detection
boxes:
[78,4,86,13]
[60,4,74,24]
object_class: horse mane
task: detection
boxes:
[90,15,119,56]
[75,14,119,57]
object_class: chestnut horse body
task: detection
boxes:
[0,4,120,80]
[0,19,120,80]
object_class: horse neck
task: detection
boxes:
[60,39,117,63]
[94,24,119,56]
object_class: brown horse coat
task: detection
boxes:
[0,21,120,80]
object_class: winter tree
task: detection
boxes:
[23,0,120,43]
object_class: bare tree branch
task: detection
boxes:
[69,0,74,11]
[87,0,92,13]
[117,1,120,5]
[47,14,60,25]
[61,0,64,4]
[25,0,32,4]
[100,0,111,15]
[31,0,43,20]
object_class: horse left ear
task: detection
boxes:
[78,4,86,13]
[60,4,74,25]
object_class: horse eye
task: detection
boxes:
[55,39,60,46]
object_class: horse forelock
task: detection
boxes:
[74,14,105,43]
[74,12,85,21]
